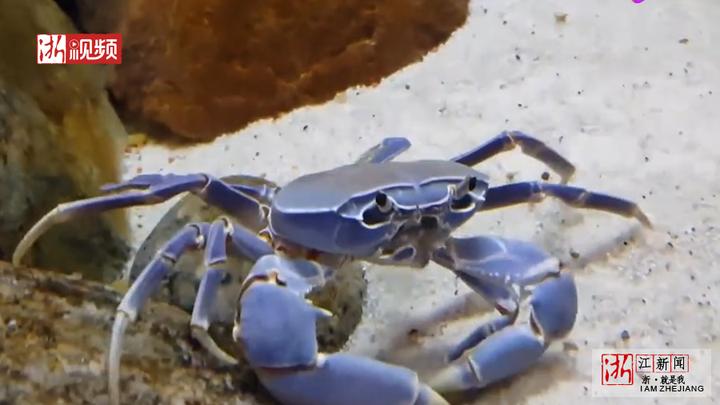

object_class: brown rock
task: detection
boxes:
[0,260,263,404]
[0,0,130,282]
[107,0,470,141]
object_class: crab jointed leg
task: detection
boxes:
[11,174,274,266]
[188,218,242,365]
[428,236,577,392]
[109,222,204,405]
[108,217,272,405]
[451,130,577,183]
[233,255,450,405]
[481,181,653,227]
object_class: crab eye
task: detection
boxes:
[453,175,478,197]
[362,192,394,226]
[374,192,393,213]
[450,176,479,212]
[467,176,477,191]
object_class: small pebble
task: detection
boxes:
[621,330,630,341]
[6,319,17,334]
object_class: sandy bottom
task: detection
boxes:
[121,1,719,404]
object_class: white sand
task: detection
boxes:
[122,1,719,403]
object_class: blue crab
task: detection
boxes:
[13,131,651,405]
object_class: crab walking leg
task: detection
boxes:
[164,216,277,363]
[229,220,275,259]
[109,222,209,405]
[100,173,276,207]
[12,173,271,265]
[354,137,412,164]
[188,218,241,365]
[429,236,577,392]
[109,218,276,405]
[481,181,653,227]
[451,130,577,183]
[233,255,449,405]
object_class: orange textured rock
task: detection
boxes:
[110,0,469,141]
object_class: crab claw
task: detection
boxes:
[258,353,450,405]
[428,273,577,393]
[428,325,546,392]
[234,254,449,405]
